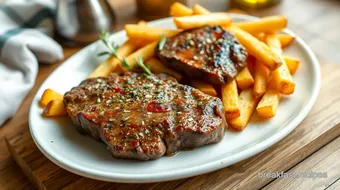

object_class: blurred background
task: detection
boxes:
[0,0,339,62]
[107,0,340,63]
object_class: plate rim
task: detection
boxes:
[29,14,321,183]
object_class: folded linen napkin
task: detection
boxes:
[0,0,63,126]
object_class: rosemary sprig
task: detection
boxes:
[157,35,166,51]
[98,30,130,68]
[136,56,152,76]
[98,30,153,76]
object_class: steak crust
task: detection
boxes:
[64,72,226,160]
[156,25,247,85]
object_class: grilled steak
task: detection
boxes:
[64,72,226,160]
[156,26,247,85]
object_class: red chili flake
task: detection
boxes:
[214,44,221,52]
[104,110,116,117]
[146,101,170,113]
[115,145,124,151]
[213,31,223,39]
[130,140,138,147]
[83,112,96,120]
[113,87,126,95]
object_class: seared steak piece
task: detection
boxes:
[156,26,247,85]
[64,72,226,160]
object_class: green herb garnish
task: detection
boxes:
[155,89,162,94]
[98,30,130,68]
[197,101,203,108]
[123,116,130,121]
[143,83,153,89]
[157,35,166,51]
[121,58,130,68]
[136,56,152,76]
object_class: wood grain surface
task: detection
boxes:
[264,136,340,189]
[1,0,340,189]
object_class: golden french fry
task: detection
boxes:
[228,9,248,15]
[121,41,158,71]
[235,16,287,34]
[253,60,269,98]
[254,32,266,42]
[256,81,280,118]
[145,58,183,81]
[40,89,63,107]
[137,20,147,25]
[112,65,124,74]
[227,25,282,70]
[266,33,295,95]
[125,25,179,45]
[174,13,232,30]
[190,80,217,96]
[170,2,193,17]
[43,99,67,117]
[284,56,300,75]
[89,57,120,78]
[193,4,210,15]
[229,89,259,130]
[127,21,149,46]
[278,34,295,48]
[89,40,137,78]
[236,67,254,90]
[247,56,256,76]
[221,79,240,120]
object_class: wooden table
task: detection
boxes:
[1,0,340,189]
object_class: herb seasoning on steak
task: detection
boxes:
[64,72,226,160]
[156,25,247,85]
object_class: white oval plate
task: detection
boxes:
[29,14,321,183]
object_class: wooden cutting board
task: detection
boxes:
[5,61,340,190]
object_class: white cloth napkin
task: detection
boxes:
[0,0,63,126]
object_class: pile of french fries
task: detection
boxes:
[40,3,300,132]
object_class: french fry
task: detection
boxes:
[112,65,124,74]
[253,60,269,98]
[121,41,158,71]
[278,34,295,48]
[227,25,282,70]
[174,13,232,30]
[256,81,280,118]
[145,58,183,81]
[40,89,63,107]
[236,67,254,90]
[190,80,217,96]
[137,20,147,25]
[43,100,67,117]
[229,89,259,130]
[221,80,240,119]
[254,32,266,42]
[126,21,149,46]
[247,55,256,75]
[125,25,179,45]
[170,2,193,17]
[193,4,210,15]
[284,56,300,75]
[88,40,137,78]
[228,9,248,15]
[266,33,295,94]
[235,16,287,34]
